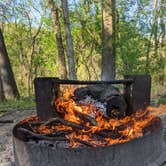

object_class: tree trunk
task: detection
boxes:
[0,74,5,101]
[101,0,116,81]
[61,0,77,80]
[158,0,165,85]
[48,0,67,79]
[0,28,19,99]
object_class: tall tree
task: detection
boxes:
[0,28,19,99]
[61,0,77,80]
[101,0,116,81]
[48,0,67,79]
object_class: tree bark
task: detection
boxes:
[101,0,116,81]
[48,0,67,79]
[0,74,5,101]
[61,0,77,80]
[158,0,165,85]
[0,28,19,99]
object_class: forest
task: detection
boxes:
[0,0,165,106]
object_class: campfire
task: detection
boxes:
[13,75,163,166]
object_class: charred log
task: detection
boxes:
[94,129,123,139]
[44,117,86,130]
[74,85,120,102]
[74,110,97,126]
[74,85,127,119]
[17,127,67,142]
[106,95,127,119]
[45,130,72,137]
[72,138,94,147]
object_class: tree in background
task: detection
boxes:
[48,0,67,79]
[0,28,19,99]
[0,0,165,97]
[61,0,77,80]
[101,0,116,80]
[0,76,5,101]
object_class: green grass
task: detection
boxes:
[158,94,166,105]
[0,96,35,110]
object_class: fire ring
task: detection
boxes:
[13,123,162,166]
[12,75,164,166]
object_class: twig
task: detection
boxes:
[72,138,94,147]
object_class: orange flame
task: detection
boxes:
[20,86,163,148]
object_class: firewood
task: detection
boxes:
[44,117,87,130]
[44,130,72,137]
[72,138,94,147]
[115,111,149,131]
[74,110,97,126]
[17,127,67,142]
[94,129,123,139]
[115,121,134,131]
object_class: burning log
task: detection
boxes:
[74,85,127,119]
[106,96,127,119]
[74,110,97,126]
[44,117,87,130]
[72,138,94,147]
[94,129,123,139]
[45,130,72,137]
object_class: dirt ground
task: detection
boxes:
[0,105,166,166]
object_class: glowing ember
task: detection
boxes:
[20,86,162,148]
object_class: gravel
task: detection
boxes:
[0,109,35,166]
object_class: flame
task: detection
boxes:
[20,86,163,148]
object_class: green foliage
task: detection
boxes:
[158,95,166,104]
[0,97,35,110]
[0,0,165,98]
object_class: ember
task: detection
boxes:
[16,86,161,148]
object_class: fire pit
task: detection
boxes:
[13,75,163,166]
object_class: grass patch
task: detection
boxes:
[0,96,35,110]
[158,94,166,105]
